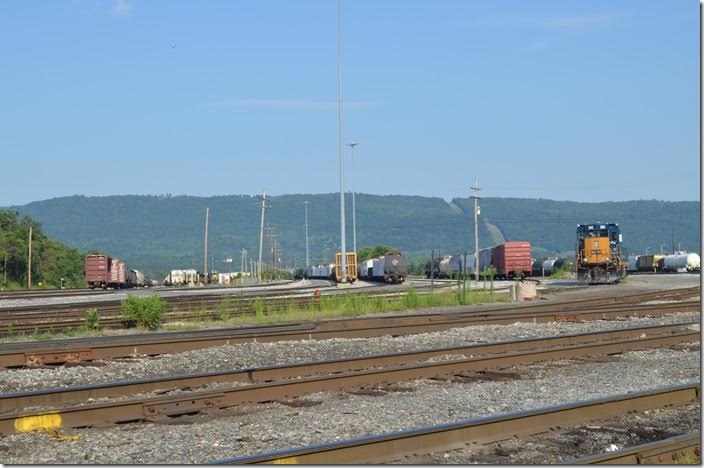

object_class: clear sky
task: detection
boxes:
[0,0,699,206]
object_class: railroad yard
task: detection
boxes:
[0,274,698,464]
[2,0,699,464]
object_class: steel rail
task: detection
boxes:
[0,301,698,368]
[566,432,701,464]
[0,329,698,436]
[0,322,695,412]
[208,384,700,464]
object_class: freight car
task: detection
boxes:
[335,252,358,283]
[662,252,701,272]
[164,269,199,287]
[425,242,532,280]
[636,254,665,273]
[575,223,627,284]
[629,252,700,273]
[357,252,407,284]
[86,254,145,289]
[531,257,571,277]
[300,264,336,281]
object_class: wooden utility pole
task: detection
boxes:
[204,207,210,284]
[471,179,481,287]
[257,192,270,283]
[27,226,32,289]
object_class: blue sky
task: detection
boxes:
[0,0,699,205]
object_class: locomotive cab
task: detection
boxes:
[576,223,627,284]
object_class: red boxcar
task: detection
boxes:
[86,254,128,288]
[110,258,127,287]
[86,254,111,289]
[491,241,532,278]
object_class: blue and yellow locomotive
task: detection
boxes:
[575,223,628,284]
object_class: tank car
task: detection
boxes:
[662,252,701,272]
[575,223,627,284]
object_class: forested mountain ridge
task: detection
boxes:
[6,194,700,277]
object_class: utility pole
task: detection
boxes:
[337,0,347,283]
[672,225,675,254]
[304,201,311,267]
[240,248,245,276]
[346,142,359,253]
[462,251,467,305]
[203,207,209,285]
[430,249,435,294]
[471,178,481,287]
[257,191,270,283]
[27,225,32,289]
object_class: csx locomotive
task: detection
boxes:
[575,223,627,284]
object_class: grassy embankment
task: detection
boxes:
[162,287,509,331]
[1,288,509,341]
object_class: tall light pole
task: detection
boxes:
[257,191,269,283]
[304,201,311,267]
[346,142,359,253]
[337,0,347,283]
[471,179,481,287]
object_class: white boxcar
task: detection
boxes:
[372,258,385,277]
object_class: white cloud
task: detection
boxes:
[465,14,614,29]
[111,0,133,16]
[209,99,377,110]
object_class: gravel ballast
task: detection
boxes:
[0,342,698,464]
[415,405,700,464]
[0,311,698,393]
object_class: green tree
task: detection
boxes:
[357,244,399,262]
[0,210,84,289]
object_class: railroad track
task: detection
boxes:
[567,432,701,464]
[0,298,698,367]
[0,280,295,301]
[0,284,696,336]
[0,284,453,335]
[0,289,111,300]
[1,323,697,435]
[208,383,700,464]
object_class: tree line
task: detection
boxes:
[0,211,85,289]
